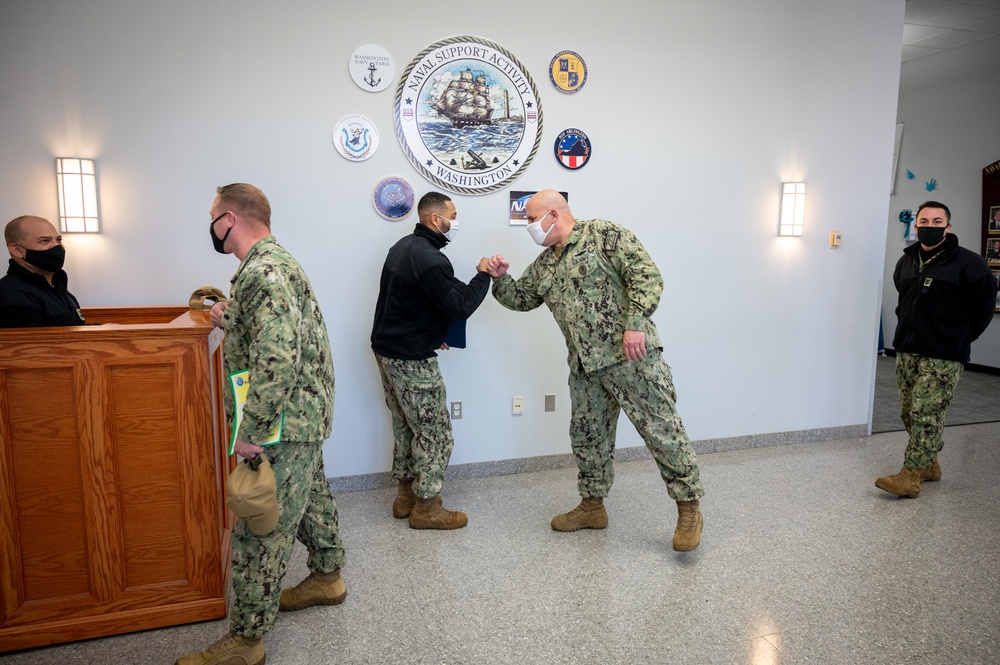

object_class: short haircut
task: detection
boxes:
[216,183,271,228]
[916,200,951,223]
[417,191,452,217]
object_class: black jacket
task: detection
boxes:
[893,234,996,363]
[0,259,85,328]
[371,224,490,360]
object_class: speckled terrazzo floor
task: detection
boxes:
[5,424,999,664]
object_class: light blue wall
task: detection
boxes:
[0,0,906,477]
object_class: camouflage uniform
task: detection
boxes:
[375,354,453,498]
[892,232,996,471]
[895,352,962,470]
[221,236,345,638]
[492,219,704,501]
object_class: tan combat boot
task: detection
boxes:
[875,466,921,497]
[673,499,703,552]
[175,633,264,665]
[551,497,608,532]
[408,496,468,529]
[392,478,417,518]
[920,457,941,483]
[279,570,347,611]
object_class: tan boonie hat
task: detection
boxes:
[225,457,279,535]
[189,286,228,310]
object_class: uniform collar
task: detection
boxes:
[414,223,447,249]
[6,258,69,289]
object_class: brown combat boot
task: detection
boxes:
[408,496,468,530]
[279,570,347,611]
[673,499,703,552]
[392,478,417,518]
[551,497,608,532]
[175,633,264,665]
[920,457,941,483]
[875,466,921,497]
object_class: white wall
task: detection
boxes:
[0,0,905,477]
[882,37,1000,367]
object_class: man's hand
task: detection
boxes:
[477,257,490,273]
[210,301,229,328]
[623,329,646,361]
[234,439,265,459]
[487,254,509,278]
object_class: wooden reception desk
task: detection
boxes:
[0,307,235,653]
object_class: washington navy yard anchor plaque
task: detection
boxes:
[394,35,543,195]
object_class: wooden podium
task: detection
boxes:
[0,307,235,653]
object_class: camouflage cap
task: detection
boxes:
[225,457,279,535]
[189,286,228,310]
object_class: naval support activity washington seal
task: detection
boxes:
[394,35,543,196]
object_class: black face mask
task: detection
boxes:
[20,244,66,272]
[210,219,232,254]
[917,226,947,247]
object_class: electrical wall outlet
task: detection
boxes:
[512,396,524,415]
[545,394,555,412]
[450,401,462,419]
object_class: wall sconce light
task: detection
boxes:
[55,158,101,233]
[779,182,806,237]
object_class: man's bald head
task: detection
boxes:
[5,216,56,246]
[524,190,576,248]
[5,215,64,281]
[528,189,571,216]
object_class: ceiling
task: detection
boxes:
[903,0,1000,62]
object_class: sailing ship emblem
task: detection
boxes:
[432,68,499,128]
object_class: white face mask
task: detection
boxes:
[440,216,459,242]
[526,211,552,246]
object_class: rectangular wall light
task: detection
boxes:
[779,182,805,237]
[56,158,101,233]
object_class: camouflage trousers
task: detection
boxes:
[896,352,963,470]
[375,354,454,499]
[230,441,346,638]
[568,349,704,502]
